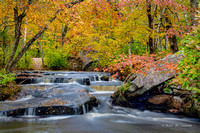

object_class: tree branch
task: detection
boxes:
[7,0,85,72]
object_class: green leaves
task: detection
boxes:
[44,48,69,70]
[178,26,200,99]
[0,69,16,86]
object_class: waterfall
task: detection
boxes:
[74,108,79,115]
[0,111,7,117]
[24,107,36,116]
[82,105,87,114]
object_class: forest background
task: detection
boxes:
[0,0,199,100]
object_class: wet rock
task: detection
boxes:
[86,78,90,85]
[100,76,109,81]
[148,95,172,105]
[171,96,183,109]
[183,101,200,117]
[0,84,98,116]
[112,85,200,117]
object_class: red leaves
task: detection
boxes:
[101,52,180,80]
[101,53,156,79]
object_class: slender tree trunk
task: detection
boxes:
[165,10,179,53]
[24,18,27,46]
[155,8,166,51]
[5,6,25,72]
[190,0,197,26]
[158,36,161,50]
[168,35,178,53]
[37,40,44,68]
[164,19,168,50]
[61,24,68,48]
[182,0,189,26]
[146,0,155,54]
[128,37,133,56]
[165,35,168,50]
[2,30,7,66]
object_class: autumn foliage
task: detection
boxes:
[0,0,198,73]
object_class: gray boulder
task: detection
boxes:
[0,84,98,116]
[130,53,183,97]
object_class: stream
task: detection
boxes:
[0,71,200,133]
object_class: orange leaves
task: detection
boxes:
[102,53,156,79]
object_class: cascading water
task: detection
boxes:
[82,105,87,114]
[0,71,200,133]
[24,107,36,116]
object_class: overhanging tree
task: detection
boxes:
[1,0,84,73]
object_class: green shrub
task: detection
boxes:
[179,26,200,100]
[0,69,16,86]
[0,48,4,67]
[44,49,69,70]
[0,69,20,101]
[15,51,33,70]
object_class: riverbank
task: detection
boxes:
[111,53,200,118]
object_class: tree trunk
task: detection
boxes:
[5,0,83,73]
[155,8,166,51]
[1,27,8,66]
[168,35,178,53]
[190,0,197,26]
[5,9,58,73]
[146,1,157,54]
[128,38,134,56]
[5,6,25,73]
[2,32,7,66]
[158,36,161,50]
[61,24,68,48]
[164,9,179,53]
[182,0,189,26]
[146,1,155,54]
[165,35,168,50]
[37,40,44,68]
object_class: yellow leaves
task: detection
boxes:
[143,72,147,76]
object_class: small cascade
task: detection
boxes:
[96,75,100,81]
[86,104,89,113]
[76,78,90,85]
[24,107,36,116]
[94,75,99,82]
[74,108,80,115]
[34,77,71,84]
[0,111,7,117]
[16,71,111,84]
[89,75,100,82]
[82,104,87,114]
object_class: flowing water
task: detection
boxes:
[0,71,200,133]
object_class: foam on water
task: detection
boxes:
[38,116,72,121]
[90,91,115,94]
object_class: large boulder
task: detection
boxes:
[0,84,98,116]
[112,53,200,117]
[130,53,183,97]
